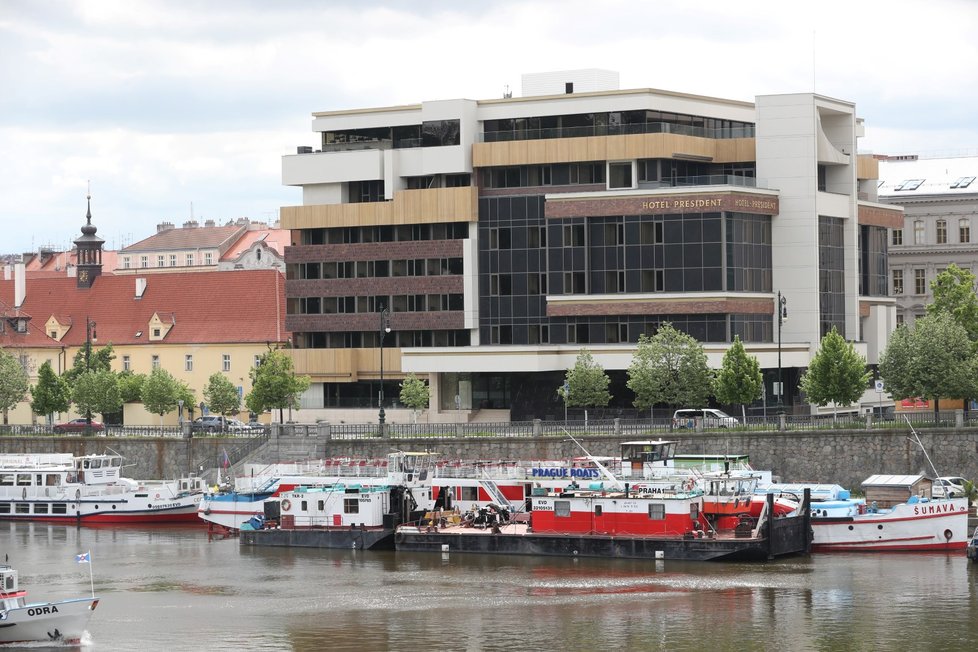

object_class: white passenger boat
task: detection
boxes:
[0,453,205,524]
[0,563,99,644]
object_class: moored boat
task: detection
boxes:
[0,563,99,645]
[0,453,204,524]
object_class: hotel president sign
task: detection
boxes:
[545,192,779,218]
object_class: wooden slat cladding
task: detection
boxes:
[858,203,903,228]
[547,296,773,317]
[281,186,478,229]
[287,347,403,380]
[473,133,756,167]
[857,154,879,181]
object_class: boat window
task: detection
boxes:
[300,500,308,512]
[52,504,67,515]
[690,503,699,519]
[0,504,9,514]
[14,504,29,514]
[554,500,571,518]
[45,474,59,486]
[16,474,31,487]
[0,474,13,486]
[91,459,102,469]
[648,503,666,520]
[34,504,48,515]
[460,486,478,501]
[594,505,603,517]
[317,500,325,511]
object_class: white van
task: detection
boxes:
[672,408,739,429]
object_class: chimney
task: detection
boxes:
[14,263,26,308]
[157,222,175,232]
[3,264,10,281]
[135,277,147,299]
[183,220,199,229]
[204,219,215,228]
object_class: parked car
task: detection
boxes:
[191,415,228,433]
[226,418,263,433]
[932,476,968,498]
[52,418,104,434]
[672,409,739,429]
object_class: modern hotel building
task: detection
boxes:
[281,70,900,422]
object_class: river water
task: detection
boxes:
[3,522,977,651]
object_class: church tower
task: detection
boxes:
[74,194,104,289]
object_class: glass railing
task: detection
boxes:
[638,175,759,189]
[481,121,755,143]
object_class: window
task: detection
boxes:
[151,355,160,370]
[891,229,902,246]
[914,269,926,295]
[222,354,230,372]
[896,179,924,191]
[343,498,360,514]
[205,252,213,265]
[140,255,148,268]
[186,254,194,266]
[123,256,131,269]
[185,354,193,372]
[608,162,633,189]
[153,328,161,338]
[254,355,262,368]
[122,355,131,372]
[961,219,971,243]
[648,503,665,520]
[554,500,571,518]
[912,220,925,245]
[935,220,947,244]
[157,255,165,267]
[169,254,177,267]
[951,176,975,189]
[892,269,903,295]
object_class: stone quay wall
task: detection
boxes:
[3,428,977,489]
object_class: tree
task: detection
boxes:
[399,374,430,423]
[558,349,611,417]
[203,373,240,416]
[626,323,713,418]
[879,313,978,418]
[63,343,115,385]
[928,263,978,342]
[72,369,122,430]
[245,350,311,423]
[117,371,147,404]
[714,336,763,420]
[799,326,871,417]
[141,368,183,425]
[0,351,30,425]
[30,360,70,424]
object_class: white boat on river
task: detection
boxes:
[0,563,99,644]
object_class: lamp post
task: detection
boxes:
[378,306,392,424]
[776,292,788,415]
[85,316,96,435]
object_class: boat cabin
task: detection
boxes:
[0,565,26,609]
[861,474,934,508]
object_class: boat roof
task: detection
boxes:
[619,440,678,446]
[861,474,928,487]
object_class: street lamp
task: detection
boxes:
[378,306,392,424]
[776,292,788,415]
[85,316,96,435]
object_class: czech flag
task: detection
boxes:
[75,551,91,564]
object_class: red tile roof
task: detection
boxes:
[123,225,243,252]
[0,270,287,348]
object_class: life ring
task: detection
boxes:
[281,499,292,512]
[155,493,160,500]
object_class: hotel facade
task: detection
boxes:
[281,70,901,423]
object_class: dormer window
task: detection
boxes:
[153,328,161,338]
[14,318,27,333]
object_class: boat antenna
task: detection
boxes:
[560,428,625,491]
[904,416,942,484]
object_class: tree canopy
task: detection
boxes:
[245,350,311,421]
[399,374,430,422]
[72,369,122,423]
[141,368,183,419]
[30,360,70,422]
[63,343,115,385]
[0,351,30,425]
[714,336,763,418]
[626,323,713,413]
[559,349,611,411]
[927,263,978,342]
[799,326,871,413]
[203,373,241,416]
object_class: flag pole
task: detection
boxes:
[88,550,94,598]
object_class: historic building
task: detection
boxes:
[0,203,288,425]
[879,154,978,328]
[281,70,901,422]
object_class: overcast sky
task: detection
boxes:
[2,0,977,254]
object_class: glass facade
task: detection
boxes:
[818,216,846,336]
[483,110,754,142]
[859,225,888,297]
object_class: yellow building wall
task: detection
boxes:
[3,341,283,427]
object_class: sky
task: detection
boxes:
[2,0,977,254]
